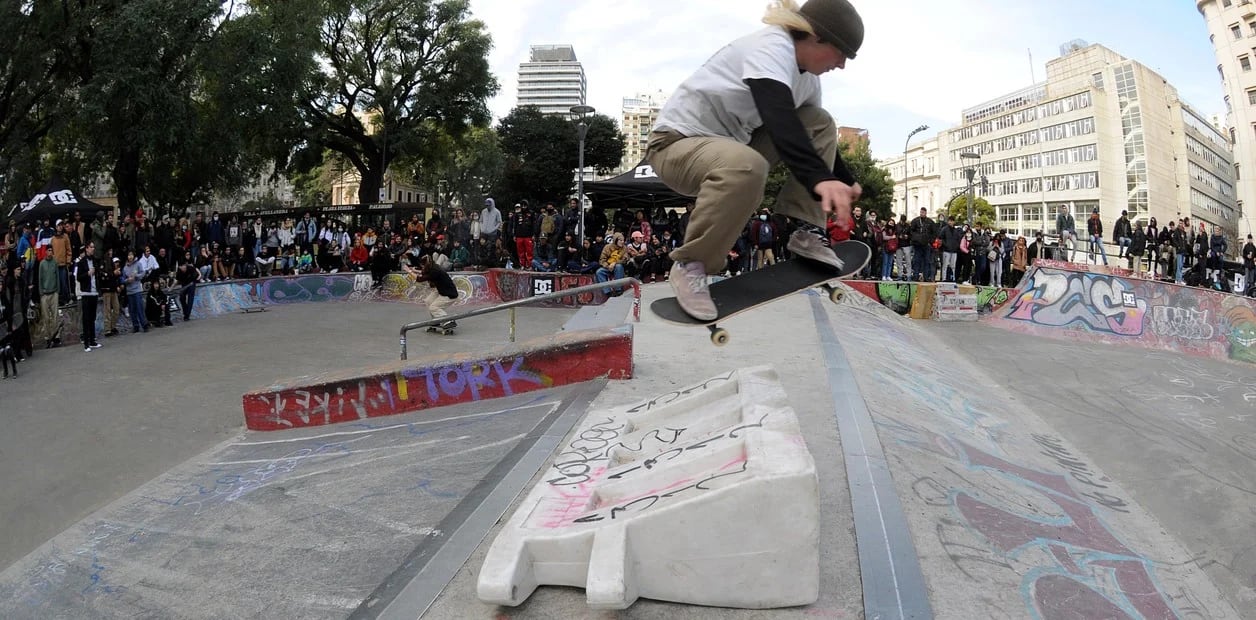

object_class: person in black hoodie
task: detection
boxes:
[405,254,459,327]
[510,203,536,269]
[1127,222,1147,272]
[74,242,101,351]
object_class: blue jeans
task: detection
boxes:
[127,292,149,331]
[57,265,70,303]
[1089,235,1108,264]
[881,251,894,279]
[1175,253,1185,283]
[912,246,933,282]
[596,263,625,294]
[1118,237,1131,256]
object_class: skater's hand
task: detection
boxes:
[815,180,856,228]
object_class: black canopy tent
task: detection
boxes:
[583,162,693,209]
[7,177,108,225]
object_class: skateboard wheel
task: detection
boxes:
[828,286,844,303]
[710,328,730,346]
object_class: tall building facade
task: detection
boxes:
[884,137,943,220]
[516,45,586,115]
[620,90,668,172]
[940,43,1238,242]
[1198,0,1256,240]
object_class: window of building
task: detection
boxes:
[1234,24,1244,40]
[1250,21,1256,35]
[1092,72,1103,89]
[1242,55,1252,71]
[1248,89,1256,105]
[1223,0,1232,7]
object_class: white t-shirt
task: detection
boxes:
[653,26,821,144]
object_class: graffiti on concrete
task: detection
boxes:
[1005,269,1147,335]
[992,265,1256,366]
[831,307,1208,619]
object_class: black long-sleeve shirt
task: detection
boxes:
[746,78,856,196]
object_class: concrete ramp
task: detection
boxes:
[988,263,1256,366]
[477,366,820,610]
[826,288,1238,619]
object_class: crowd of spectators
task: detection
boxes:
[3,196,1253,375]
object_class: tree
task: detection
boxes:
[296,0,498,205]
[945,194,997,229]
[841,140,895,221]
[407,125,503,210]
[0,2,84,204]
[39,0,320,214]
[757,142,895,219]
[495,106,624,205]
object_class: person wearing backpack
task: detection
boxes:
[752,210,776,269]
[879,221,898,280]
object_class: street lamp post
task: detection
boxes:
[959,152,982,226]
[903,124,929,219]
[570,105,596,245]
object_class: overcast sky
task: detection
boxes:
[466,0,1222,160]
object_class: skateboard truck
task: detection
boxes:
[702,282,843,347]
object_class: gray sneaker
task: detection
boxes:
[669,261,718,321]
[786,222,845,270]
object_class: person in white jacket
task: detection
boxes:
[480,198,502,245]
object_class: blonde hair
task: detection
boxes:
[762,0,814,35]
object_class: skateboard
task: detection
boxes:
[427,321,457,336]
[650,240,871,346]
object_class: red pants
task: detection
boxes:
[514,237,534,268]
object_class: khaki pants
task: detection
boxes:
[39,292,58,342]
[756,248,775,269]
[425,288,455,320]
[101,292,120,333]
[646,105,838,274]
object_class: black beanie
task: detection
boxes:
[799,0,865,59]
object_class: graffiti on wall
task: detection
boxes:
[993,266,1256,366]
[833,308,1213,619]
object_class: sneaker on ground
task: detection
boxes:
[785,218,845,270]
[91,342,102,348]
[669,261,717,321]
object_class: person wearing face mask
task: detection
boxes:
[644,0,864,320]
[750,209,777,269]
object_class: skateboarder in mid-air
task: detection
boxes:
[404,255,459,331]
[646,0,865,320]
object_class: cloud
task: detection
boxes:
[468,0,1223,160]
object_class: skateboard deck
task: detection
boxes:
[650,240,870,345]
[427,321,457,336]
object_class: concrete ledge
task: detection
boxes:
[476,366,819,610]
[241,325,633,431]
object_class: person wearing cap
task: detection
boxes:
[100,252,122,337]
[597,233,628,296]
[644,0,864,320]
[1113,209,1132,260]
[37,247,60,345]
[1085,207,1107,266]
[1242,233,1255,296]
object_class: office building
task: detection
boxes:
[517,45,587,115]
[620,90,668,172]
[1197,0,1256,240]
[940,42,1237,241]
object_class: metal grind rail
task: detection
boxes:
[398,277,642,360]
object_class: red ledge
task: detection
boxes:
[242,325,633,431]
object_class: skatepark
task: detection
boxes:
[2,261,1255,619]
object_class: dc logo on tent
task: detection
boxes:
[633,165,658,179]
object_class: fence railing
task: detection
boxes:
[398,277,642,360]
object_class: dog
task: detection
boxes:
[0,344,16,379]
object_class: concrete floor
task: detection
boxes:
[0,300,574,572]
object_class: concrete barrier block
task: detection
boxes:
[477,366,819,610]
[241,325,632,430]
